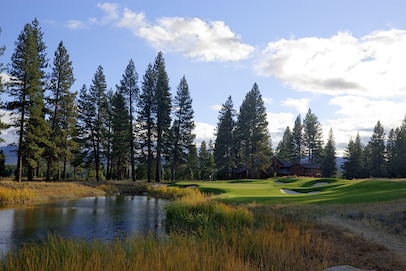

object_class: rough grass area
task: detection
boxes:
[0,180,106,204]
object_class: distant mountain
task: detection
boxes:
[0,145,17,165]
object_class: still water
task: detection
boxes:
[0,195,168,256]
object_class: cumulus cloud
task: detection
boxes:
[116,11,254,62]
[266,112,295,146]
[68,3,254,62]
[210,104,223,112]
[255,29,406,99]
[194,122,216,144]
[282,97,309,113]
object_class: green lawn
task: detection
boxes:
[173,177,406,204]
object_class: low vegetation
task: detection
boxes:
[0,186,34,205]
[1,177,405,270]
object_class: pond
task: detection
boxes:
[0,195,168,256]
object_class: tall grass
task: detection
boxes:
[0,189,334,271]
[0,187,34,205]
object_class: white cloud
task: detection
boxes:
[266,112,295,147]
[96,2,120,25]
[210,104,222,111]
[194,122,216,144]
[262,97,273,105]
[116,11,255,62]
[323,95,406,155]
[66,19,88,30]
[282,97,309,113]
[255,29,406,99]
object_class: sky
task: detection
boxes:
[1,0,406,156]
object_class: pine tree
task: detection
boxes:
[214,96,236,179]
[77,66,107,181]
[276,126,295,161]
[153,52,171,182]
[394,116,406,177]
[292,115,303,162]
[136,64,156,182]
[170,76,195,181]
[111,91,131,180]
[367,120,386,177]
[303,108,324,163]
[117,59,139,182]
[386,128,398,177]
[103,89,114,179]
[342,133,364,179]
[7,18,49,181]
[234,83,271,178]
[198,140,214,180]
[321,128,337,177]
[45,41,76,181]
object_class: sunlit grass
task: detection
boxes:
[0,186,34,205]
[175,177,406,204]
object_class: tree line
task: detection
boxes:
[1,19,406,181]
[0,19,272,182]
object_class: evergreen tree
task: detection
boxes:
[153,52,171,182]
[276,126,295,161]
[292,114,303,162]
[394,116,406,177]
[117,59,139,182]
[342,133,364,179]
[170,76,195,181]
[136,64,156,182]
[198,140,214,180]
[45,41,76,181]
[234,83,271,178]
[7,18,49,181]
[321,128,337,177]
[303,108,324,163]
[386,128,398,177]
[186,144,199,180]
[214,96,236,179]
[367,120,386,177]
[77,66,107,181]
[103,89,114,179]
[111,91,131,180]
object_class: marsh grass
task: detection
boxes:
[0,189,334,271]
[0,187,34,205]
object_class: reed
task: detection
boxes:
[0,187,34,205]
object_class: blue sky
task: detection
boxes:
[1,0,406,155]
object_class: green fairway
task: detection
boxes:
[174,177,406,204]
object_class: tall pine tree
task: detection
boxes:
[292,114,303,162]
[111,91,131,180]
[321,128,337,177]
[303,108,324,163]
[45,41,76,181]
[136,64,156,182]
[214,96,236,179]
[153,52,171,182]
[234,83,271,178]
[7,18,49,181]
[117,59,139,182]
[367,120,386,177]
[276,126,295,161]
[170,76,195,181]
[77,66,107,181]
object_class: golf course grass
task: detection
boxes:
[173,177,406,204]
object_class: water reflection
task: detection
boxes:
[0,195,168,256]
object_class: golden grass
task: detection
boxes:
[0,186,34,205]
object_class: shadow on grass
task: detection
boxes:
[228,180,254,184]
[199,187,226,195]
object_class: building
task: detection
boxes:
[272,157,321,177]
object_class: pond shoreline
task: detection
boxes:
[0,180,159,206]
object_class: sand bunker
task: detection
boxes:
[312,182,328,186]
[280,188,320,195]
